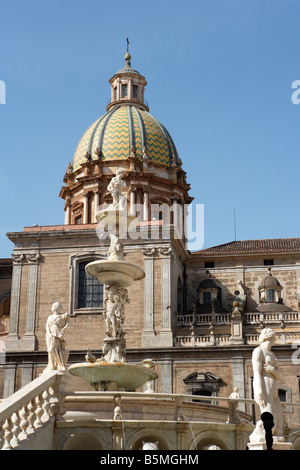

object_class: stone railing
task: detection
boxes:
[176,334,231,347]
[0,370,66,450]
[244,312,300,324]
[176,313,231,326]
[177,332,300,348]
[177,311,300,328]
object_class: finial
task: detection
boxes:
[125,37,131,61]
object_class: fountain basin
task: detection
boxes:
[85,259,145,287]
[68,362,158,391]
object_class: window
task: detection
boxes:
[114,87,117,100]
[183,371,225,403]
[205,261,214,269]
[265,289,275,303]
[78,261,103,308]
[75,215,82,225]
[278,389,287,403]
[203,291,212,304]
[192,390,212,404]
[121,84,127,98]
[132,84,138,99]
[264,259,274,266]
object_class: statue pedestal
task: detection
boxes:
[248,436,292,451]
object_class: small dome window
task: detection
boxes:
[121,84,128,98]
[258,268,283,304]
[265,289,276,303]
[203,291,212,305]
[132,84,138,99]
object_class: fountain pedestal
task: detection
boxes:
[68,168,158,391]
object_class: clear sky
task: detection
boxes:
[0,0,299,256]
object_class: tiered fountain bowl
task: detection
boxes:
[68,202,158,391]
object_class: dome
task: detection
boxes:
[72,105,180,172]
[259,270,282,289]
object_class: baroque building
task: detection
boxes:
[1,50,300,450]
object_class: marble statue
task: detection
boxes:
[44,302,70,372]
[107,168,126,210]
[108,233,125,260]
[142,441,159,450]
[252,328,283,436]
[229,387,240,399]
[104,285,128,338]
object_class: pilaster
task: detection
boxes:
[5,254,24,350]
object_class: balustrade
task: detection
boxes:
[0,370,65,450]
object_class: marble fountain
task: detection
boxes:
[68,168,158,391]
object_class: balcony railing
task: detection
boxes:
[176,310,300,327]
[176,312,231,326]
[0,370,65,450]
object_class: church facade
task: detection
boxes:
[2,51,300,435]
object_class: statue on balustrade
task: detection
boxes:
[44,302,70,372]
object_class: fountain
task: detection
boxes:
[68,168,158,391]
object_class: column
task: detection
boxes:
[159,246,173,346]
[232,353,246,412]
[172,198,183,240]
[21,363,33,388]
[143,188,149,221]
[142,247,156,347]
[94,190,100,222]
[5,254,24,351]
[23,253,40,350]
[129,187,136,216]
[128,78,132,99]
[64,199,71,225]
[160,360,173,393]
[83,192,89,224]
[3,364,16,398]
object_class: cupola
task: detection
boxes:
[107,41,148,112]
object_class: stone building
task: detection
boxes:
[2,51,300,447]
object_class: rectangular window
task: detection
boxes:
[205,261,214,269]
[266,289,275,303]
[278,389,287,402]
[121,84,127,98]
[132,85,138,99]
[264,259,274,266]
[203,291,212,304]
[114,87,118,100]
[78,262,103,308]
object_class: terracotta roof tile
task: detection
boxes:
[193,238,300,256]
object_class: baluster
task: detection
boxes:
[27,398,36,433]
[0,419,5,449]
[10,412,21,447]
[19,404,29,440]
[41,389,51,422]
[34,393,44,428]
[2,417,13,450]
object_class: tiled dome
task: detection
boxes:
[71,105,179,172]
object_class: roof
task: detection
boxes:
[193,238,300,256]
[72,105,179,171]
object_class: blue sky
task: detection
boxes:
[0,0,299,256]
